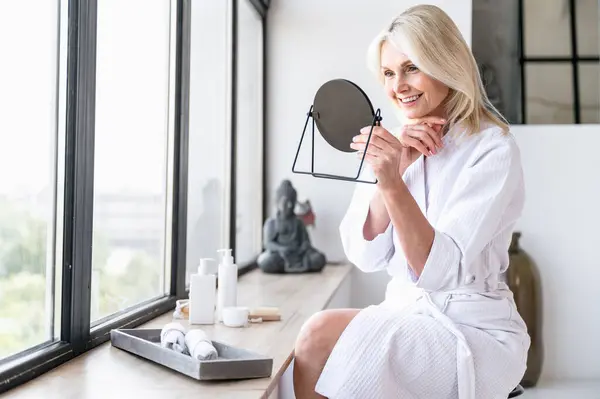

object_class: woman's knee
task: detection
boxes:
[294,309,359,361]
[295,311,331,359]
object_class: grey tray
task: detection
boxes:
[110,328,273,381]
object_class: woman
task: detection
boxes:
[293,5,530,399]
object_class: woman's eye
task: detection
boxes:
[406,65,418,73]
[383,70,394,78]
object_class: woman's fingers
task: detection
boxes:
[356,152,381,167]
[406,124,441,153]
[350,137,383,153]
[407,116,446,127]
[401,135,430,157]
[350,140,383,155]
[373,127,401,145]
[359,126,399,145]
[355,151,376,161]
[407,128,436,154]
[416,124,443,149]
[351,126,396,152]
[426,124,445,148]
[351,132,385,147]
[405,117,445,145]
[352,122,442,158]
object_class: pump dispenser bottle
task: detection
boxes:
[216,248,237,322]
[189,258,216,325]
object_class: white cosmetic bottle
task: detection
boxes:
[216,249,237,322]
[189,258,216,325]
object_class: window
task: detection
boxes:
[521,0,599,124]
[472,0,599,124]
[1,0,267,392]
[91,0,174,323]
[186,0,231,280]
[235,0,264,265]
[186,0,267,277]
[0,0,66,362]
[0,0,190,390]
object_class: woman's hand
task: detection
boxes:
[397,116,446,156]
[350,126,407,189]
[349,116,446,190]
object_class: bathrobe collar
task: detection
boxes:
[403,155,427,216]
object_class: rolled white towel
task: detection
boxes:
[160,322,188,354]
[185,329,218,361]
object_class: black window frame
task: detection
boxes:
[0,0,268,393]
[518,0,600,124]
[234,0,269,276]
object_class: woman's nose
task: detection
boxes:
[393,76,409,94]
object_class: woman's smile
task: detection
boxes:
[398,93,423,106]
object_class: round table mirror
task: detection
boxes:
[312,79,377,153]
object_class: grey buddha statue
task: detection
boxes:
[258,180,326,273]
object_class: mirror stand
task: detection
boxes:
[291,105,381,184]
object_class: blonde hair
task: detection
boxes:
[367,4,509,135]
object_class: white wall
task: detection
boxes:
[267,0,600,384]
[266,0,471,303]
[512,124,600,381]
[267,0,472,307]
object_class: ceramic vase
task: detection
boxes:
[507,232,543,387]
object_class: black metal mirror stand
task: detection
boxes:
[292,106,381,184]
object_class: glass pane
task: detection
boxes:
[524,0,572,57]
[576,0,599,56]
[0,0,64,359]
[525,64,574,124]
[471,0,521,124]
[235,0,263,265]
[580,63,600,123]
[92,0,172,322]
[186,0,230,280]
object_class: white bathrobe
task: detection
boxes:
[315,124,530,399]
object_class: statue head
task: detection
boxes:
[275,180,297,218]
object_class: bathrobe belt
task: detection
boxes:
[386,278,506,399]
[417,291,475,399]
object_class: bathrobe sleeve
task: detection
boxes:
[415,136,522,291]
[339,182,395,273]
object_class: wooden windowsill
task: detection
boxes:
[7,263,352,399]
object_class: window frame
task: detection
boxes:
[234,0,268,277]
[0,0,267,392]
[518,0,600,124]
[248,0,267,17]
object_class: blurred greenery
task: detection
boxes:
[0,197,162,359]
[92,247,161,321]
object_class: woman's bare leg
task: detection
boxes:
[293,308,361,399]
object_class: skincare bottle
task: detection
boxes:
[189,258,216,325]
[216,249,237,322]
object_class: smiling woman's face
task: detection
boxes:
[380,41,449,120]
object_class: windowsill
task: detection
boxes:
[7,263,352,399]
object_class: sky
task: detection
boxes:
[0,0,172,198]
